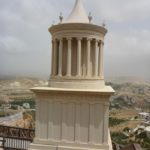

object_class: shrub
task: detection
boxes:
[109,117,127,127]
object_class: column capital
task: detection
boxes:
[58,38,63,41]
[94,39,100,43]
[87,37,92,41]
[66,37,72,40]
[100,40,104,45]
[52,37,60,41]
[52,38,57,42]
[52,37,55,40]
[77,37,82,41]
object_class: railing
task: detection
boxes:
[112,142,142,150]
[0,125,35,150]
[120,144,142,150]
[3,136,33,150]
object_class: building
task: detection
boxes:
[23,103,30,109]
[139,112,150,121]
[29,0,114,150]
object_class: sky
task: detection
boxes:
[0,0,150,81]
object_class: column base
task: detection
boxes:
[49,78,105,89]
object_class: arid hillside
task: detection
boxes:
[107,81,150,111]
[0,78,48,102]
[0,77,150,110]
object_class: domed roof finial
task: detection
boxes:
[88,12,92,23]
[59,12,63,24]
[66,0,89,23]
[51,20,56,26]
[102,20,106,27]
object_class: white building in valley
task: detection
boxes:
[29,0,114,150]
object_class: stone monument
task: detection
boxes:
[29,0,114,150]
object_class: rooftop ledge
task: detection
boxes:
[49,23,107,35]
[30,86,115,96]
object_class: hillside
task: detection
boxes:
[107,81,150,111]
[0,77,150,149]
[0,77,150,111]
[0,78,48,102]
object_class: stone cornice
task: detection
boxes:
[49,23,107,35]
[30,86,114,96]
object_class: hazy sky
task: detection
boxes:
[0,0,150,80]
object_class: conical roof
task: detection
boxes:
[66,0,89,23]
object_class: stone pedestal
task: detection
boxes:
[29,87,114,150]
[29,1,115,149]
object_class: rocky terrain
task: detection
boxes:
[0,77,48,103]
[107,81,150,111]
[0,77,48,128]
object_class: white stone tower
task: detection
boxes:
[29,0,114,150]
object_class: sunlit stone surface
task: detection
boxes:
[29,0,114,150]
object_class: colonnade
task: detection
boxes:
[51,37,104,78]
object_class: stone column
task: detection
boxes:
[52,39,57,76]
[99,41,104,78]
[94,39,99,77]
[58,38,63,76]
[77,38,82,76]
[66,38,72,76]
[51,40,54,75]
[87,38,91,76]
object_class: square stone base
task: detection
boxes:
[29,87,114,150]
[29,131,113,150]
